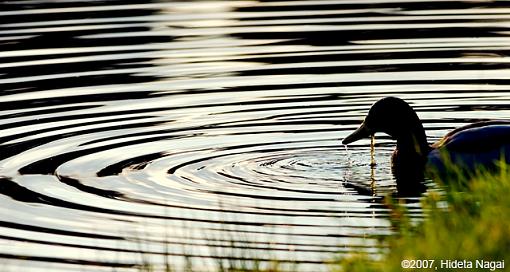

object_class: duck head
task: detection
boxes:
[343,97,426,145]
[342,97,429,195]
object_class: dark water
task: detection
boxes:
[1,0,510,271]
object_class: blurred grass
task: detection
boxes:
[334,161,510,272]
[136,161,510,271]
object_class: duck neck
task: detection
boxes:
[393,124,430,175]
[395,127,430,160]
[392,128,430,196]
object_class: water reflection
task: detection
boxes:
[0,0,509,271]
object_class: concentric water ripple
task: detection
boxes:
[1,0,510,271]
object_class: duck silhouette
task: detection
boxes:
[342,97,510,195]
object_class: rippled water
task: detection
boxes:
[1,0,510,271]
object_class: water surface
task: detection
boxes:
[1,0,510,271]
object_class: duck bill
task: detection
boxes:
[342,123,371,145]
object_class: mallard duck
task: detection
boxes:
[342,97,510,194]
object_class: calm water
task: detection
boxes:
[1,0,510,271]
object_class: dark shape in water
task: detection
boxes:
[343,97,510,195]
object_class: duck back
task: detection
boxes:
[428,121,510,174]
